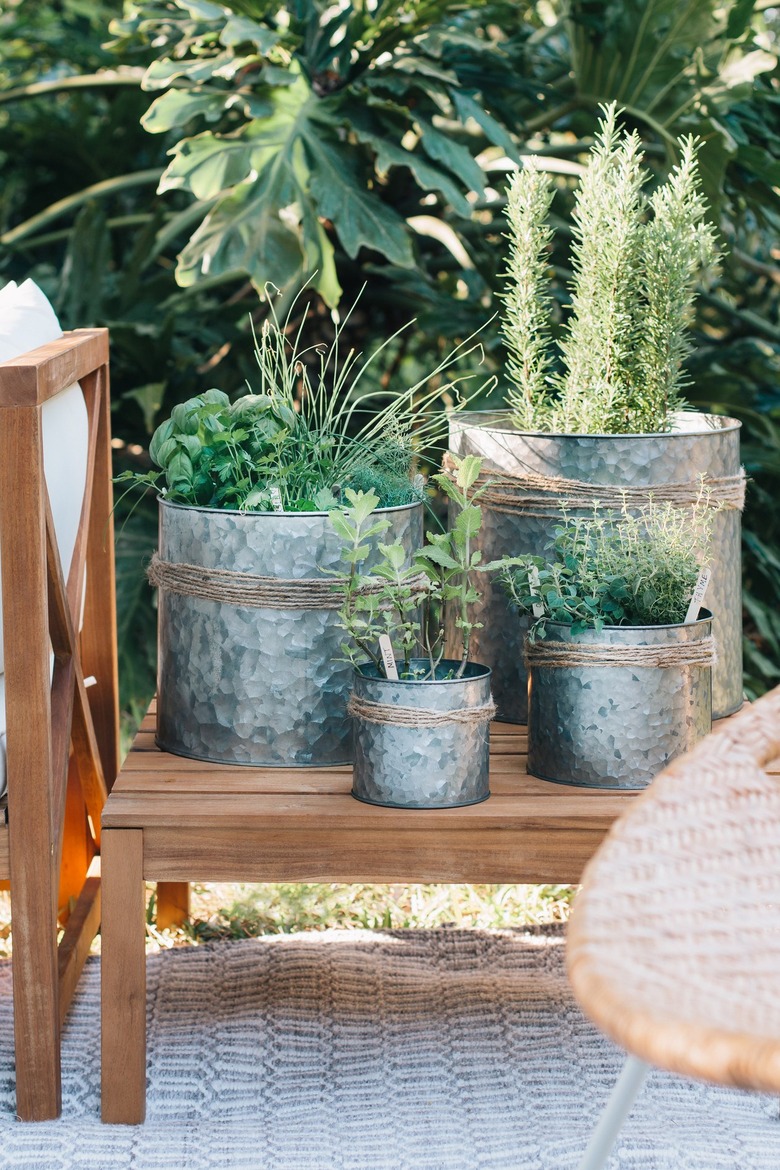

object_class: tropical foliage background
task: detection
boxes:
[2,0,780,730]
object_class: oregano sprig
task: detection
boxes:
[330,455,517,680]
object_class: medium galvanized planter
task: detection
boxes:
[526,611,714,790]
[447,410,743,722]
[155,498,423,767]
[349,659,493,808]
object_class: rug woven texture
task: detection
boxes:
[0,927,778,1170]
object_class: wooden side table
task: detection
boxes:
[101,703,636,1124]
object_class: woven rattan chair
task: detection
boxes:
[0,325,119,1119]
[567,685,780,1169]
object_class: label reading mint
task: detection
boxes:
[529,566,545,619]
[684,566,711,624]
[269,486,284,513]
[378,635,399,681]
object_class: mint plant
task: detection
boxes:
[331,455,513,680]
[501,104,719,435]
[502,499,712,639]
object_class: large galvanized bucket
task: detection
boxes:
[447,411,743,721]
[350,660,493,808]
[526,611,714,790]
[155,498,423,766]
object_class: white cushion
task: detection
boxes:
[0,280,90,798]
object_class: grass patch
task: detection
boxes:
[180,882,574,945]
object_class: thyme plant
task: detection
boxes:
[501,104,719,435]
[502,499,712,638]
[331,455,510,680]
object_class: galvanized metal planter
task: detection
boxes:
[526,612,713,790]
[155,498,423,767]
[447,410,742,722]
[350,660,493,808]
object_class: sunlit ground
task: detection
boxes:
[0,883,574,958]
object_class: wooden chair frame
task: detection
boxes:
[0,328,119,1120]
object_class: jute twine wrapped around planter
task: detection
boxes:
[524,635,717,670]
[347,693,497,728]
[442,454,746,518]
[148,552,429,611]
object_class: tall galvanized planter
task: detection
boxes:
[526,611,714,790]
[155,498,423,767]
[349,660,494,808]
[447,411,743,722]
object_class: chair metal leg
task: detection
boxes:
[578,1055,649,1170]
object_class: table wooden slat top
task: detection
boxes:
[103,702,644,885]
[107,704,636,824]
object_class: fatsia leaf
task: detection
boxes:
[177,0,224,20]
[160,131,257,199]
[451,91,520,162]
[349,110,472,216]
[143,51,251,91]
[175,170,305,291]
[220,15,280,52]
[142,89,228,134]
[305,132,414,267]
[416,118,485,195]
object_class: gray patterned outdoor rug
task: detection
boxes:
[0,926,778,1170]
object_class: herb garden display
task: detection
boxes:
[129,106,741,803]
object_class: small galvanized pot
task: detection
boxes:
[447,410,742,722]
[526,611,714,790]
[350,659,493,808]
[155,497,423,767]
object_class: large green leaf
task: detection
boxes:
[141,88,228,133]
[349,108,473,216]
[305,133,414,267]
[221,15,280,51]
[175,166,305,290]
[415,117,485,194]
[160,129,257,199]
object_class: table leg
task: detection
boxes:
[101,828,146,1123]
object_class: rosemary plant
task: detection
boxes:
[501,104,719,435]
[118,286,494,512]
[500,161,556,432]
[502,499,712,638]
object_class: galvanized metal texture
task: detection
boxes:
[526,612,713,790]
[351,660,492,808]
[447,411,742,722]
[156,498,423,767]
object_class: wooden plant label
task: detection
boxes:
[269,486,284,513]
[378,635,400,680]
[529,566,545,619]
[684,566,711,624]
